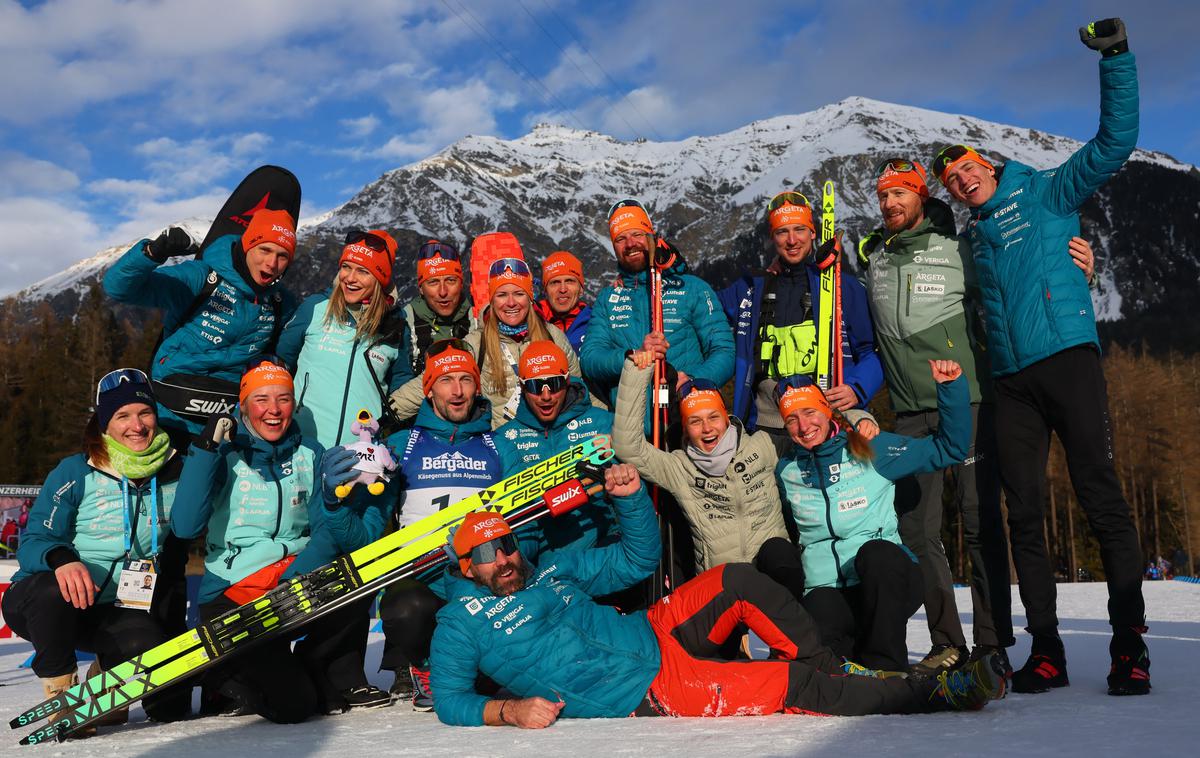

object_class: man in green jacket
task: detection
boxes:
[400,240,476,376]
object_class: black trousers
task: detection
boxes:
[2,570,189,721]
[378,579,443,671]
[994,345,1144,635]
[800,540,924,671]
[894,402,1014,648]
[754,536,807,601]
[199,593,371,723]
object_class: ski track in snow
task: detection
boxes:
[0,582,1195,756]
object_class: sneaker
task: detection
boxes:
[1012,636,1069,694]
[928,653,1007,711]
[909,643,969,678]
[389,670,414,702]
[409,665,434,712]
[968,645,1013,681]
[343,685,393,710]
[1107,627,1151,696]
[841,659,908,679]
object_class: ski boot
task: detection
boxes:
[1107,626,1151,696]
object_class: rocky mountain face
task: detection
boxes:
[12,96,1200,349]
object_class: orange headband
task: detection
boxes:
[340,230,396,288]
[680,389,726,421]
[936,148,995,185]
[877,162,930,199]
[519,340,569,380]
[777,384,831,422]
[418,255,462,286]
[242,208,296,257]
[422,346,480,396]
[768,202,815,233]
[239,361,294,405]
[453,511,514,574]
[608,205,654,241]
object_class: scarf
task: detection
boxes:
[686,423,738,477]
[103,431,171,480]
[498,321,529,340]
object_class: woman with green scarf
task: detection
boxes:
[2,369,190,732]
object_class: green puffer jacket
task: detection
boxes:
[613,360,789,571]
[860,198,991,413]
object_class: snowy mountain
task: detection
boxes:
[11,97,1200,347]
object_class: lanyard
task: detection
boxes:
[121,476,158,558]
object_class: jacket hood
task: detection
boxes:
[409,292,472,326]
[861,197,957,256]
[207,233,287,298]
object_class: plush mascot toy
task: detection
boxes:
[335,409,397,498]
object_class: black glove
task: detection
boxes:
[145,227,198,264]
[810,232,843,271]
[320,446,360,507]
[1079,18,1127,57]
[196,413,237,452]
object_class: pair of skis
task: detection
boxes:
[10,436,614,744]
[814,181,843,390]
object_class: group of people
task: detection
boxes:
[2,18,1150,736]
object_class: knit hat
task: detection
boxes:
[340,229,396,288]
[417,240,463,286]
[608,201,654,241]
[452,511,515,574]
[542,250,584,286]
[931,145,995,185]
[242,209,296,257]
[876,159,929,199]
[422,342,481,396]
[96,371,156,432]
[777,382,831,422]
[488,257,534,299]
[768,200,815,233]
[679,387,726,422]
[239,359,294,405]
[518,340,569,380]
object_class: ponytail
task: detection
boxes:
[833,409,874,463]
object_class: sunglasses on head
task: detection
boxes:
[95,368,150,404]
[767,191,811,213]
[344,230,390,255]
[418,240,461,261]
[488,257,532,279]
[426,339,471,361]
[521,375,569,396]
[469,533,519,565]
[607,198,646,220]
[931,144,977,177]
[876,159,919,175]
[773,374,819,403]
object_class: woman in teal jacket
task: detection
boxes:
[172,359,391,721]
[277,229,413,446]
[775,360,970,672]
[3,370,190,729]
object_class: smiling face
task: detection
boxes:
[338,261,379,305]
[105,403,158,451]
[465,544,530,596]
[612,230,652,272]
[784,406,833,450]
[525,381,569,424]
[419,274,464,318]
[491,283,531,327]
[545,275,582,315]
[245,242,291,287]
[943,159,998,208]
[772,223,815,266]
[684,409,730,454]
[877,187,926,233]
[244,384,295,442]
[428,372,477,423]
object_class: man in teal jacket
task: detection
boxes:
[581,200,734,424]
[933,18,1147,696]
[429,465,1005,727]
[493,340,618,560]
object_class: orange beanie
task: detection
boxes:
[242,209,296,257]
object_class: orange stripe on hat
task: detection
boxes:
[453,511,514,574]
[936,147,995,185]
[877,161,930,199]
[542,250,583,286]
[519,340,569,380]
[769,202,815,233]
[777,384,831,422]
[242,208,296,257]
[680,389,726,421]
[240,360,294,405]
[422,345,480,396]
[488,262,534,299]
[608,204,654,241]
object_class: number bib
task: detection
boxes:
[396,429,503,528]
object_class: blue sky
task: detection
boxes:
[1,0,1196,296]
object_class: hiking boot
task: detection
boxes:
[389,669,414,702]
[343,685,393,710]
[1012,635,1069,694]
[841,658,908,679]
[41,672,96,739]
[927,653,1007,711]
[1107,626,1151,696]
[909,643,969,678]
[968,645,1013,681]
[409,665,434,712]
[85,660,130,728]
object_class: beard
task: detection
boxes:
[481,559,532,597]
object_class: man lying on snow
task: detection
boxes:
[428,463,1006,727]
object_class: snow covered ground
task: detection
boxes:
[1,580,1195,756]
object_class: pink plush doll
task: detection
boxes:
[334,409,398,498]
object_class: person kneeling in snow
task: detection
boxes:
[429,464,1006,728]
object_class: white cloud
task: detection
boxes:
[0,196,101,296]
[0,154,80,197]
[339,115,380,139]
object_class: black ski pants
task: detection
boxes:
[894,402,1014,648]
[378,579,443,671]
[800,539,923,671]
[994,345,1144,636]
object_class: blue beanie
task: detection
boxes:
[97,381,156,432]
